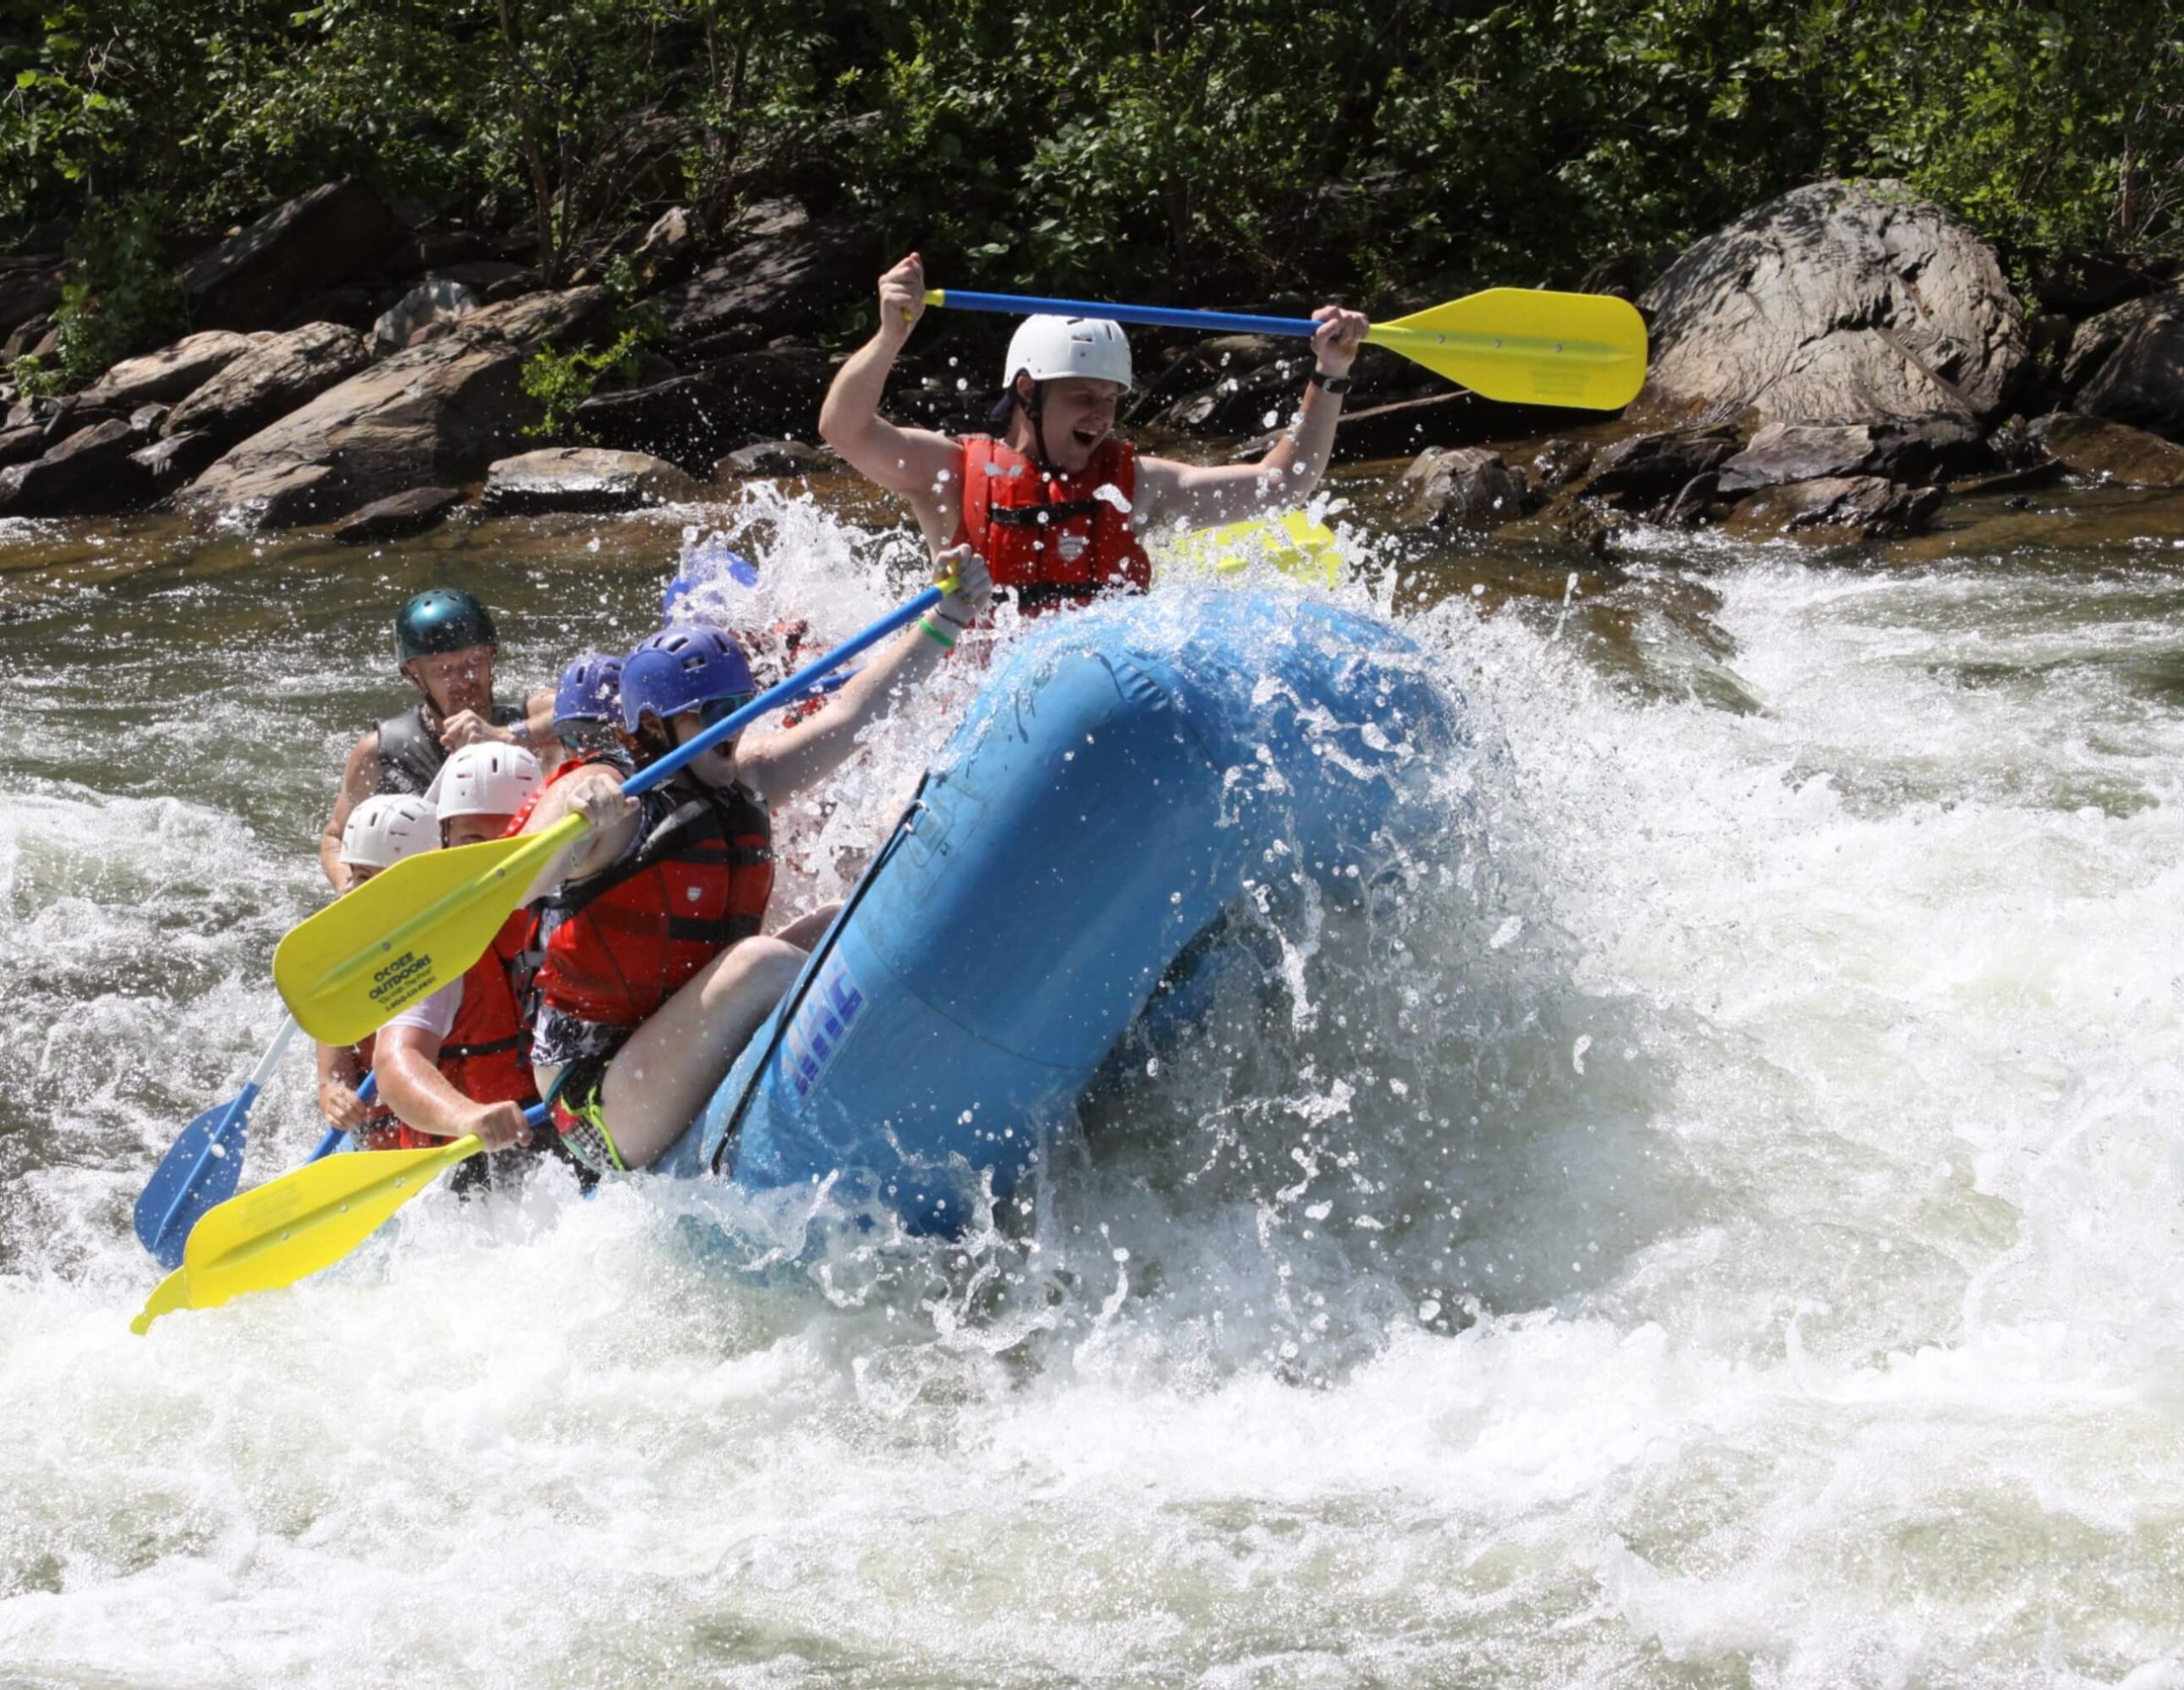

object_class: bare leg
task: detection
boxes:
[596,937,807,1168]
[772,902,842,950]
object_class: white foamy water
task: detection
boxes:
[3,505,2182,1687]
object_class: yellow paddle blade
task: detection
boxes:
[131,1266,191,1335]
[172,1136,484,1316]
[275,814,587,1045]
[1153,512,1341,587]
[1373,288,1648,410]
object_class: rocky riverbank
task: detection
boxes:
[5,177,2184,552]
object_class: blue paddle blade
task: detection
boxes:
[132,1086,257,1270]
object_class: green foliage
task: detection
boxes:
[47,195,186,385]
[520,328,642,439]
[8,355,67,398]
[3,0,2181,310]
[522,258,665,438]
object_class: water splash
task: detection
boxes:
[3,493,2184,1683]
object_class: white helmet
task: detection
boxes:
[340,793,439,870]
[435,742,542,822]
[1002,315,1133,389]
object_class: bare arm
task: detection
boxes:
[522,686,555,747]
[818,252,961,510]
[318,731,381,892]
[1134,306,1369,535]
[516,762,642,902]
[377,1023,531,1150]
[316,1040,374,1131]
[736,549,994,804]
[440,685,555,752]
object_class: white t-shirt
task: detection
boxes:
[386,976,465,1042]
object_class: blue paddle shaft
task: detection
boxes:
[622,588,946,799]
[934,288,1321,343]
[137,1016,305,1264]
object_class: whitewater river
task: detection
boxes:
[3,474,2181,1687]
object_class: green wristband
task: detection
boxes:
[917,615,956,651]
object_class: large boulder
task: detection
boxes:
[2030,414,2184,488]
[572,347,828,471]
[460,286,611,351]
[373,279,482,357]
[175,287,603,528]
[1639,180,2026,427]
[180,181,404,333]
[482,447,699,513]
[163,322,370,453]
[82,330,262,410]
[0,420,154,515]
[632,206,701,288]
[0,423,47,468]
[1147,338,1311,434]
[176,337,526,528]
[333,485,464,543]
[660,199,874,346]
[1400,447,1530,528]
[3,316,55,362]
[1530,438,1595,491]
[130,430,225,495]
[0,258,64,344]
[2062,288,2184,438]
[573,375,746,472]
[704,346,841,436]
[1721,475,1945,541]
[1715,418,1981,492]
[1585,427,1740,502]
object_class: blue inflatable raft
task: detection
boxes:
[661,589,1464,1233]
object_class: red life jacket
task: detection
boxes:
[954,434,1152,614]
[437,911,539,1110]
[511,748,629,834]
[533,779,774,1031]
[360,916,537,1153]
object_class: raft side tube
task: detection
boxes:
[677,590,1467,1234]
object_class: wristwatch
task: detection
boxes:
[1308,369,1353,395]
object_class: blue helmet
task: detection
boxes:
[553,650,624,726]
[620,625,757,731]
[663,545,758,619]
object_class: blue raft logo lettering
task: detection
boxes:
[782,952,866,1100]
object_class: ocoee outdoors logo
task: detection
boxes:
[782,951,865,1099]
[368,950,434,1007]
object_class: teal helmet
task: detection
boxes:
[395,589,497,663]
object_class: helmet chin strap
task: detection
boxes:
[1009,377,1055,473]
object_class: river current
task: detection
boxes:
[2,476,2181,1687]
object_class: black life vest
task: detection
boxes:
[375,701,526,796]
